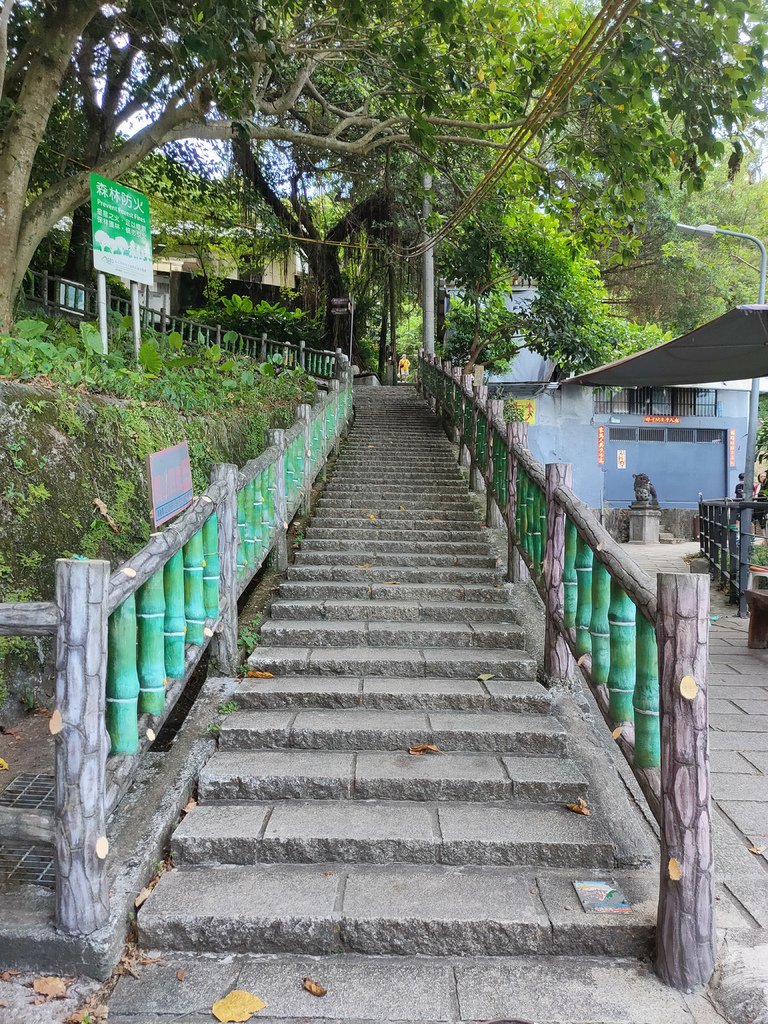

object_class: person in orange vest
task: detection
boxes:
[397,354,411,381]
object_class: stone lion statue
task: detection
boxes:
[632,473,658,505]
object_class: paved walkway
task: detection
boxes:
[629,542,768,931]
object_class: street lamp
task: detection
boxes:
[676,222,767,521]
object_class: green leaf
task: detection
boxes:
[14,319,47,340]
[138,342,163,374]
[167,331,184,350]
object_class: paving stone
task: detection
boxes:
[502,755,589,801]
[219,710,295,749]
[422,648,535,680]
[719,800,768,839]
[713,774,768,801]
[109,955,240,1014]
[731,697,768,715]
[483,678,552,714]
[173,804,270,864]
[200,750,355,800]
[710,750,761,774]
[362,676,487,710]
[711,714,768,733]
[236,676,362,710]
[291,708,431,749]
[354,751,511,801]
[725,878,768,927]
[428,711,566,754]
[710,732,768,752]
[743,750,768,773]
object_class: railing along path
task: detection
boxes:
[420,353,714,993]
[0,358,354,937]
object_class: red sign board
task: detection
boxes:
[146,441,194,526]
[729,428,737,467]
[643,415,680,423]
[597,425,605,465]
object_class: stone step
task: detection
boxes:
[276,581,514,603]
[138,863,655,956]
[269,599,519,623]
[107,950,721,1024]
[233,675,549,714]
[218,708,565,754]
[286,566,502,584]
[200,750,584,802]
[325,485,468,496]
[300,539,491,555]
[293,551,497,568]
[259,620,526,649]
[311,510,481,523]
[246,646,535,681]
[171,799,615,868]
[305,528,484,542]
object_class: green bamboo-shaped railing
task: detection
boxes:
[574,535,593,660]
[106,595,141,754]
[183,530,206,645]
[608,581,637,726]
[202,513,220,620]
[236,487,247,579]
[136,571,165,715]
[243,479,256,573]
[634,613,660,767]
[563,518,578,629]
[589,560,611,686]
[163,549,186,679]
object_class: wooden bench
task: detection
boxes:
[746,589,768,648]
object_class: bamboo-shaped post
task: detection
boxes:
[136,571,166,715]
[251,479,264,569]
[202,513,220,620]
[634,612,660,768]
[268,428,289,571]
[574,535,593,662]
[507,422,529,582]
[209,464,239,675]
[608,580,637,727]
[318,399,328,482]
[163,549,186,678]
[589,561,611,690]
[183,529,206,645]
[106,595,140,754]
[530,484,542,574]
[298,404,313,516]
[451,367,462,444]
[563,519,578,629]
[243,479,256,574]
[330,380,342,457]
[236,487,247,580]
[459,374,473,468]
[470,386,487,493]
[543,463,574,681]
[54,558,111,935]
[261,469,273,555]
[485,399,506,527]
[655,573,714,991]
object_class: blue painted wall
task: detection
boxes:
[523,384,749,510]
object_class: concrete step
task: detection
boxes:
[259,620,526,649]
[299,540,490,556]
[246,645,535,680]
[200,750,584,802]
[311,510,481,524]
[218,708,566,754]
[107,950,723,1024]
[276,581,514,603]
[305,527,485,542]
[286,566,502,584]
[233,675,550,714]
[268,599,519,623]
[138,863,655,956]
[172,799,615,868]
[293,551,497,568]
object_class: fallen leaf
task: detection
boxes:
[134,886,152,910]
[356,563,373,569]
[399,505,405,510]
[611,726,623,740]
[408,743,441,756]
[748,845,766,855]
[383,581,400,585]
[33,976,69,999]
[303,978,328,998]
[246,671,274,679]
[565,798,590,817]
[93,498,119,533]
[368,514,376,521]
[323,870,334,877]
[668,857,682,881]
[0,1002,7,1008]
[212,990,267,1022]
[1,727,21,741]
[477,673,495,682]
[0,757,8,771]
[177,969,186,982]
[0,970,21,981]
[34,996,46,1006]
[183,798,198,813]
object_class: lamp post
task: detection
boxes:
[676,223,767,550]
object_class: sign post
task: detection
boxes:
[90,173,153,362]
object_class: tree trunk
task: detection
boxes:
[62,204,94,283]
[377,278,388,382]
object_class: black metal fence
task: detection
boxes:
[698,497,768,615]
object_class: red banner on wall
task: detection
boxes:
[643,415,680,424]
[597,425,605,465]
[729,429,737,467]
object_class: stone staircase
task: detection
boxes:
[135,387,667,1021]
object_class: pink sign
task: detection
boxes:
[146,441,194,526]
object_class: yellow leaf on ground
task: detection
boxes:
[33,977,69,999]
[0,757,8,770]
[368,514,376,521]
[134,886,152,910]
[408,743,441,756]
[668,857,682,880]
[565,798,590,817]
[383,581,400,585]
[246,671,274,679]
[356,563,373,569]
[177,969,186,982]
[212,990,267,1022]
[303,978,328,997]
[748,845,766,855]
[611,727,623,740]
[477,673,495,682]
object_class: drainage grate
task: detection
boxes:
[0,772,55,811]
[0,774,56,887]
[0,841,55,887]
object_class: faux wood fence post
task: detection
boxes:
[210,464,239,675]
[298,403,313,516]
[260,333,268,361]
[486,399,505,528]
[655,572,715,991]
[543,463,574,681]
[53,557,111,935]
[507,422,529,583]
[268,429,289,571]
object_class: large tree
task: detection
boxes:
[1,0,765,329]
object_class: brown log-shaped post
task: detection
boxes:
[655,572,715,991]
[268,428,289,571]
[54,558,111,935]
[210,464,239,675]
[297,403,313,517]
[544,463,575,681]
[507,422,529,583]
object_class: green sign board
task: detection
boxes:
[90,173,153,286]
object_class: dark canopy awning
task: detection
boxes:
[569,306,768,387]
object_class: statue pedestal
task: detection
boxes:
[629,504,661,544]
